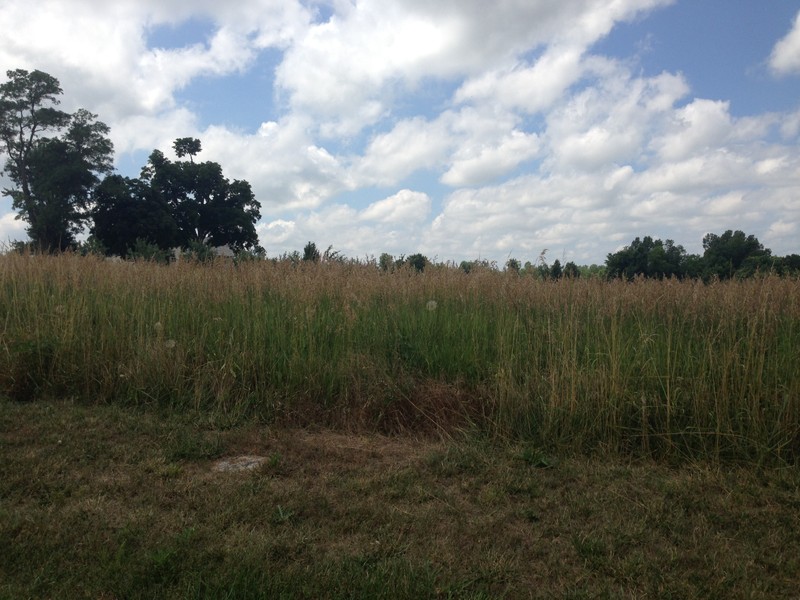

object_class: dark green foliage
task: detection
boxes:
[92,138,262,257]
[172,137,202,160]
[505,257,521,273]
[303,241,321,262]
[606,236,688,280]
[780,254,800,274]
[92,175,179,256]
[702,230,769,280]
[0,69,70,194]
[182,239,217,263]
[129,238,173,263]
[379,252,394,271]
[563,261,580,278]
[406,253,428,272]
[143,140,262,252]
[0,70,113,251]
[550,259,563,280]
[605,230,795,281]
[460,259,496,274]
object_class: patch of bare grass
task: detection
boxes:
[2,399,800,598]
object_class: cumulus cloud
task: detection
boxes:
[442,129,541,187]
[770,11,800,76]
[260,199,431,259]
[1,0,798,262]
[353,117,452,186]
[654,99,733,161]
[454,45,586,113]
[359,189,431,223]
[0,205,27,244]
[276,0,674,133]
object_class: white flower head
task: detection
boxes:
[426,300,438,312]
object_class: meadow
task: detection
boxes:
[1,252,798,462]
[2,253,800,598]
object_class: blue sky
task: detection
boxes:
[1,0,799,264]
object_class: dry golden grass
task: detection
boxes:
[1,252,799,462]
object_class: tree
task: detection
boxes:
[563,261,580,278]
[781,254,800,275]
[141,139,261,252]
[606,236,688,280]
[505,258,521,274]
[379,252,394,272]
[303,241,320,262]
[23,138,97,250]
[173,137,201,161]
[92,175,179,257]
[406,253,428,272]
[549,259,563,280]
[702,230,768,280]
[0,69,113,250]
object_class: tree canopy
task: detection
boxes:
[92,139,262,256]
[603,231,795,281]
[92,175,179,257]
[0,69,113,250]
[606,236,689,280]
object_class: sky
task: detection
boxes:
[1,0,799,265]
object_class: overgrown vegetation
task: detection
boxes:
[2,252,798,463]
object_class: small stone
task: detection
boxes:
[212,455,267,472]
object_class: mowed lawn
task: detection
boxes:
[2,398,799,599]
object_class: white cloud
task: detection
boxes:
[544,66,689,171]
[454,45,585,114]
[260,199,431,259]
[353,117,452,186]
[654,99,733,161]
[770,11,800,76]
[200,117,349,212]
[276,0,674,133]
[442,129,541,186]
[1,0,798,264]
[359,190,431,223]
[0,203,27,244]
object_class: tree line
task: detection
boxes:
[0,69,261,256]
[604,232,800,281]
[2,69,797,278]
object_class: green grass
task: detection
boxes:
[2,398,800,598]
[1,253,799,462]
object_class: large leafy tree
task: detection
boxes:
[92,175,179,257]
[702,230,769,280]
[141,139,261,252]
[0,69,113,250]
[606,236,690,280]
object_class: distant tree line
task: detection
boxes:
[605,231,800,281]
[2,69,797,277]
[0,69,262,258]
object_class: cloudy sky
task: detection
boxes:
[1,0,799,264]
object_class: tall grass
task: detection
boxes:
[1,253,798,462]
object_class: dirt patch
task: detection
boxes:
[212,455,268,472]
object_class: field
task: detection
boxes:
[1,254,800,597]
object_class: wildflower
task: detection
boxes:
[426,300,438,312]
[164,339,177,349]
